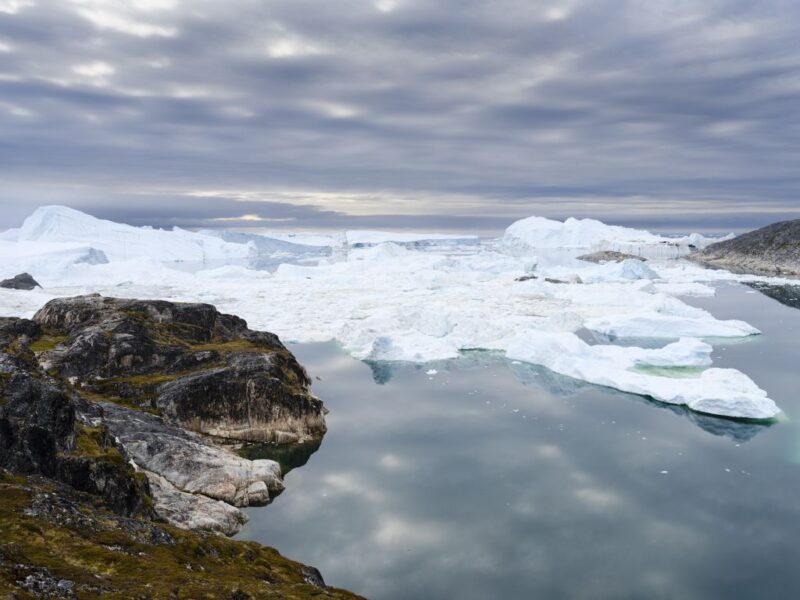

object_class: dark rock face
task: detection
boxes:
[34,294,326,444]
[0,348,151,518]
[0,355,75,476]
[689,219,800,277]
[0,272,41,290]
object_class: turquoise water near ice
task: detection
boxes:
[238,282,800,599]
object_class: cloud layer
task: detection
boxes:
[1,0,799,231]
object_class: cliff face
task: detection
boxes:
[0,297,360,598]
[689,219,800,278]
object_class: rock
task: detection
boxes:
[98,401,283,508]
[545,275,583,284]
[0,299,357,599]
[33,294,327,444]
[156,352,326,443]
[0,272,41,290]
[689,219,800,277]
[0,353,76,477]
[145,472,248,536]
[0,347,152,518]
[1,296,327,535]
[577,250,647,264]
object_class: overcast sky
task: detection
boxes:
[1,0,798,232]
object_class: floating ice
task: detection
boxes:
[505,333,778,419]
[0,207,782,420]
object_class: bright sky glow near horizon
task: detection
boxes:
[1,0,799,233]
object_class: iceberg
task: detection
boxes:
[18,205,250,263]
[502,215,734,259]
[0,206,782,421]
[505,333,778,419]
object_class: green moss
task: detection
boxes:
[0,479,363,599]
[72,424,127,467]
[28,334,68,354]
[190,339,266,353]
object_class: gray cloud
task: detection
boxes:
[0,0,798,232]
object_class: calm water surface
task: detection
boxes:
[238,282,800,599]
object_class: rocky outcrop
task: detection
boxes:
[0,296,358,597]
[0,272,41,290]
[0,333,152,518]
[34,294,326,444]
[689,219,800,277]
[577,250,646,264]
[0,473,362,598]
[1,295,330,535]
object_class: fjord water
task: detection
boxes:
[239,282,800,600]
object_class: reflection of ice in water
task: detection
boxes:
[507,359,772,443]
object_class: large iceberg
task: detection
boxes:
[502,215,732,258]
[0,207,783,421]
[18,205,250,263]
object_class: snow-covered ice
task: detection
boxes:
[0,206,783,420]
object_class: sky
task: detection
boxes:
[0,0,799,233]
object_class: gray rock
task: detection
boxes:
[577,250,646,264]
[144,471,248,536]
[0,272,41,290]
[689,219,800,277]
[98,401,283,508]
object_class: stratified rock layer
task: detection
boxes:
[690,219,800,277]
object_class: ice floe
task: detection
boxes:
[0,207,784,420]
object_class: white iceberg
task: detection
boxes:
[18,205,250,263]
[505,333,778,419]
[502,214,734,259]
[0,206,781,421]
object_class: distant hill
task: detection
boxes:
[690,219,800,278]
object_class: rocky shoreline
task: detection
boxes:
[689,219,800,278]
[0,295,360,598]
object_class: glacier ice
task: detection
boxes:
[0,206,784,420]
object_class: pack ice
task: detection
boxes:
[0,206,780,420]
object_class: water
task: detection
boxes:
[238,282,800,599]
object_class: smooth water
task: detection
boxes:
[238,282,800,600]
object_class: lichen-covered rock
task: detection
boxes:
[0,348,151,517]
[32,294,327,444]
[0,272,41,290]
[690,219,800,277]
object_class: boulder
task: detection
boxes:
[0,272,41,290]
